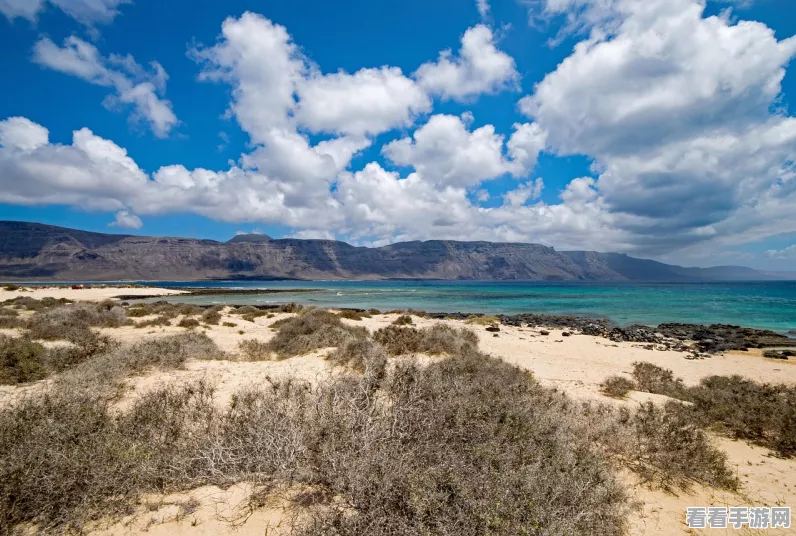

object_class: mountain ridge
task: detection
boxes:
[0,221,793,282]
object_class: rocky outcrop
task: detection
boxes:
[0,221,792,282]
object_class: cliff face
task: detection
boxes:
[0,221,789,281]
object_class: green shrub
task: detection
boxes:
[392,314,413,326]
[266,309,367,357]
[688,375,796,458]
[27,302,129,342]
[631,362,691,400]
[600,376,636,399]
[222,321,236,328]
[374,324,479,356]
[337,309,371,321]
[0,335,49,385]
[3,284,20,291]
[177,317,200,329]
[464,315,500,325]
[201,307,223,325]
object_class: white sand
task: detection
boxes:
[0,285,186,302]
[1,287,794,535]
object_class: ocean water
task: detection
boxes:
[129,280,796,333]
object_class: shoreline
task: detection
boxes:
[4,284,795,355]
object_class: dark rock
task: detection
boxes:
[562,331,571,337]
[492,333,499,337]
[485,325,500,333]
[539,330,550,336]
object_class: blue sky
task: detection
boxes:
[1,0,795,269]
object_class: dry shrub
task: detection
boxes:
[3,284,20,291]
[267,309,367,358]
[0,308,19,317]
[327,339,387,373]
[178,317,201,329]
[0,328,746,535]
[628,363,796,458]
[277,302,304,313]
[688,375,796,458]
[232,305,261,315]
[238,339,272,361]
[126,306,151,318]
[2,296,71,311]
[0,335,48,384]
[27,302,129,342]
[631,362,690,400]
[0,381,217,534]
[0,316,25,329]
[202,307,223,325]
[391,314,413,326]
[64,332,225,388]
[45,331,118,373]
[337,309,370,321]
[222,321,236,328]
[374,324,478,356]
[464,315,500,325]
[604,402,739,491]
[295,352,630,535]
[600,376,636,399]
[135,315,172,328]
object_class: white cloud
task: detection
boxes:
[415,25,520,101]
[33,37,179,138]
[477,0,490,19]
[382,114,509,187]
[49,0,130,26]
[382,114,548,187]
[0,0,45,20]
[503,178,544,206]
[0,0,129,26]
[518,0,796,255]
[110,210,142,229]
[295,67,431,136]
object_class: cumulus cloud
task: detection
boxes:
[518,0,796,255]
[295,67,431,136]
[0,0,129,26]
[110,210,142,229]
[382,114,547,188]
[415,25,520,101]
[33,37,179,138]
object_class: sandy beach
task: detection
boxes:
[1,286,794,536]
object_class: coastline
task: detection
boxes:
[2,285,796,535]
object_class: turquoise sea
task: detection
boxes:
[128,280,796,333]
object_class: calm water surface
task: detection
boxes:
[123,280,796,333]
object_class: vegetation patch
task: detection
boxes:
[27,301,129,342]
[267,309,367,358]
[238,339,272,361]
[0,318,745,535]
[464,314,500,326]
[391,314,413,326]
[600,376,636,399]
[373,324,479,356]
[337,309,371,321]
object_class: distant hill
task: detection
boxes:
[0,221,793,282]
[226,233,273,243]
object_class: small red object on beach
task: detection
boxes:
[71,284,84,290]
